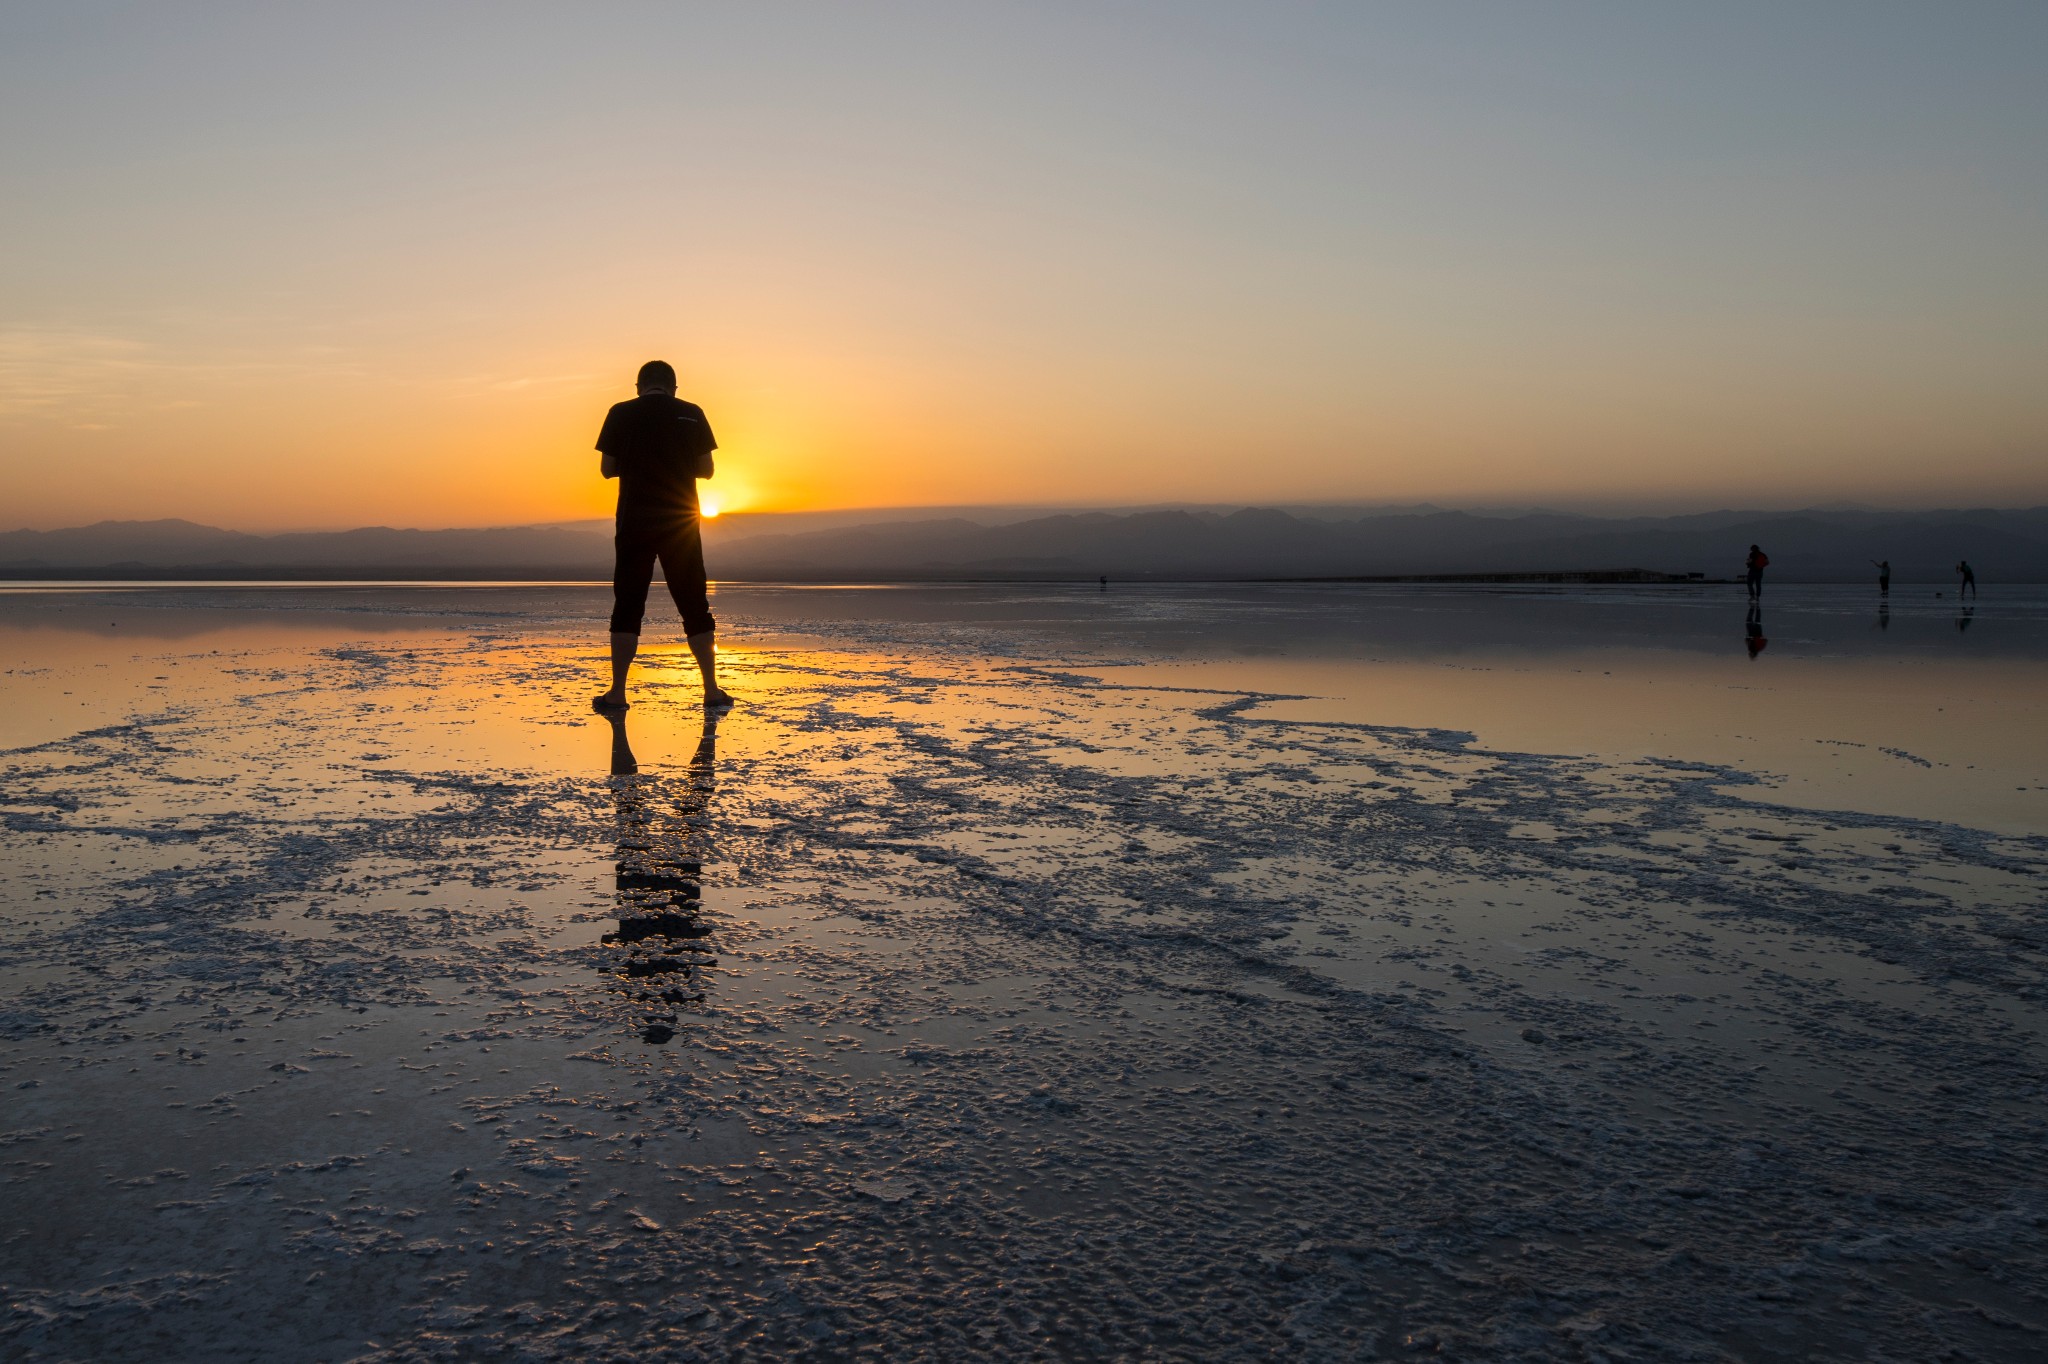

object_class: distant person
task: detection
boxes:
[592,360,733,711]
[1956,559,1978,599]
[1744,544,1769,601]
[1871,559,1890,595]
[1099,575,1108,592]
[1744,605,1768,659]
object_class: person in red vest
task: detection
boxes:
[1744,544,1769,601]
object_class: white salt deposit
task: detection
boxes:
[2,583,2045,1361]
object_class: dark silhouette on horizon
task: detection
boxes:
[1872,559,1890,595]
[1745,544,1768,601]
[15,506,2048,585]
[593,359,734,712]
[1956,559,1978,599]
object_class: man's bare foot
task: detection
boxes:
[705,689,735,709]
[593,691,630,712]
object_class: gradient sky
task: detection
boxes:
[3,2,2045,530]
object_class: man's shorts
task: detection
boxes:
[610,519,714,636]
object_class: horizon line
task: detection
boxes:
[10,499,2048,539]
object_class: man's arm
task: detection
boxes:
[595,404,621,480]
[695,412,719,482]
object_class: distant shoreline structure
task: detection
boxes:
[1270,568,1716,585]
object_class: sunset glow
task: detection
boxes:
[5,8,2048,1348]
[3,4,2046,532]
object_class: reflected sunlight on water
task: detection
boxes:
[3,581,2046,1361]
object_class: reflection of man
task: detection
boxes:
[593,360,734,711]
[1744,606,1768,659]
[598,709,721,1044]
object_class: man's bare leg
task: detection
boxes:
[689,630,734,708]
[594,631,637,710]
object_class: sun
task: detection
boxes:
[699,492,722,517]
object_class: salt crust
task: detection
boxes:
[3,617,2046,1361]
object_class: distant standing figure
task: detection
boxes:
[1744,544,1768,601]
[592,359,734,712]
[1871,559,1890,595]
[1956,560,1978,599]
[1099,575,1108,592]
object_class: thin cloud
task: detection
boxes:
[0,330,153,415]
[0,328,384,420]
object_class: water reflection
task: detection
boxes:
[1958,606,1975,634]
[598,710,720,1044]
[1744,605,1769,659]
[1878,602,1890,632]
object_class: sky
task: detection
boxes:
[2,1,2045,531]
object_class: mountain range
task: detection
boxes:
[3,506,2044,582]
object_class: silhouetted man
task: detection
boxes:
[1744,544,1768,601]
[1871,559,1890,595]
[593,360,732,710]
[1956,560,1977,599]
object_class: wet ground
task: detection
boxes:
[3,581,2046,1362]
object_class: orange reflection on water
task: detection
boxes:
[1106,650,2048,836]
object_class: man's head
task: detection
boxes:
[636,360,677,395]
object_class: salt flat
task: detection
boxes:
[2,582,2045,1362]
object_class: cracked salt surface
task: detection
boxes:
[3,582,2047,1361]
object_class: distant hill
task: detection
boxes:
[0,518,615,574]
[709,507,2048,582]
[3,507,2045,582]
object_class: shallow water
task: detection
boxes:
[3,582,2045,1361]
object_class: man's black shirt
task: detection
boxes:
[596,394,717,527]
